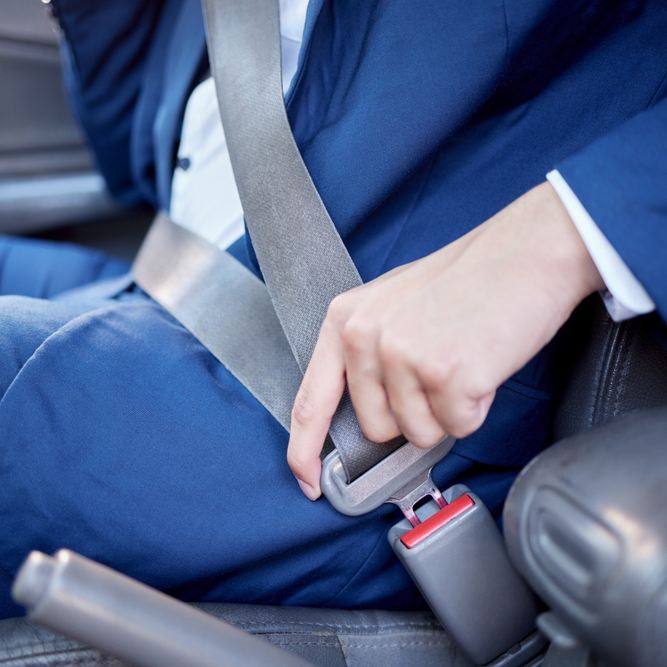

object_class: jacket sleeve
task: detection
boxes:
[555,91,667,321]
[51,0,163,205]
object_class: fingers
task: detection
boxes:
[287,261,502,503]
[380,337,447,448]
[287,319,346,500]
[341,318,400,443]
[379,334,494,444]
[421,362,496,439]
[289,316,497,503]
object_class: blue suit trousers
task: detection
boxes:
[0,234,521,619]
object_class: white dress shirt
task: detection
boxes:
[547,170,655,321]
[169,0,654,323]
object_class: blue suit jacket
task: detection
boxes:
[51,0,667,469]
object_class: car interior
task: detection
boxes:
[0,2,666,666]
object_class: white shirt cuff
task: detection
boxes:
[546,170,656,322]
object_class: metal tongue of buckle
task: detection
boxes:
[387,468,447,527]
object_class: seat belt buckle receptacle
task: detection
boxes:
[389,483,540,666]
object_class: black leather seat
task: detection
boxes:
[1,298,666,667]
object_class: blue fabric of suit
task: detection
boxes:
[0,0,664,617]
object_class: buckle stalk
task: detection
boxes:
[389,484,541,666]
[387,467,447,527]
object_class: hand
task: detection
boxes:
[287,182,604,500]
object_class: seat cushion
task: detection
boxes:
[0,604,472,667]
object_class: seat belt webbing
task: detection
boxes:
[136,0,402,482]
[201,0,401,480]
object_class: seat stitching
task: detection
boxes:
[267,639,342,647]
[612,327,633,417]
[0,648,117,665]
[606,323,630,420]
[0,639,83,654]
[266,638,449,649]
[230,620,441,631]
[340,639,450,649]
[594,319,621,426]
[587,316,607,428]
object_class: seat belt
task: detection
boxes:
[133,4,541,662]
[135,0,455,516]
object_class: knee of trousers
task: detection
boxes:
[0,298,399,610]
[0,295,93,398]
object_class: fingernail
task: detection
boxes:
[297,479,321,501]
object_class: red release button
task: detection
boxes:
[400,494,475,549]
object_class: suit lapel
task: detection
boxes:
[153,0,207,210]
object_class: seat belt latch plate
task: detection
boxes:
[320,436,456,516]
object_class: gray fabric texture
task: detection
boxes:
[202,0,403,480]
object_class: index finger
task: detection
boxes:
[287,321,346,500]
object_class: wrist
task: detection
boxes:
[527,182,604,309]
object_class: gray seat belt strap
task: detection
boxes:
[202,0,401,481]
[204,0,358,372]
[134,214,302,432]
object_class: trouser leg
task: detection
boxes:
[0,287,520,620]
[0,295,406,615]
[0,236,527,621]
[0,234,130,396]
[0,235,128,299]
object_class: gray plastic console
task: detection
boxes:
[504,407,667,667]
[12,549,309,667]
[389,484,539,665]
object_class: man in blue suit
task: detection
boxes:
[0,0,664,620]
